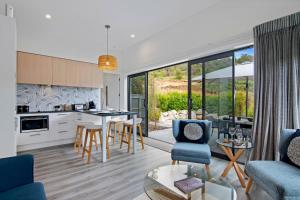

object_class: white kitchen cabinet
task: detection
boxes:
[17,131,50,145]
[16,112,106,151]
[50,112,76,140]
[15,113,50,145]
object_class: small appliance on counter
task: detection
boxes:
[54,105,64,112]
[64,104,72,111]
[88,101,96,109]
[17,105,29,114]
[72,104,84,111]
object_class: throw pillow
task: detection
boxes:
[282,129,300,168]
[176,121,207,144]
[287,135,300,168]
[184,123,203,140]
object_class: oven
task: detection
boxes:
[20,115,49,133]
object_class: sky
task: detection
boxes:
[234,47,254,59]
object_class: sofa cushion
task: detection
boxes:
[176,121,208,144]
[0,182,47,200]
[286,130,300,168]
[246,161,300,199]
[171,142,211,164]
[282,129,300,168]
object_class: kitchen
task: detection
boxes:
[0,4,142,163]
[13,52,137,161]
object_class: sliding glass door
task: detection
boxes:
[128,46,254,158]
[189,53,234,156]
[128,73,148,137]
[148,63,188,143]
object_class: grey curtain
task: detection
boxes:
[252,12,300,160]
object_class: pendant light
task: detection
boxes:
[98,25,118,71]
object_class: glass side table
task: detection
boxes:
[216,139,254,188]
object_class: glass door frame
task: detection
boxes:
[187,51,235,159]
[127,72,149,137]
[187,51,235,122]
[127,46,253,141]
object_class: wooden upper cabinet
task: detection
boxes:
[17,52,103,88]
[17,52,53,85]
[52,57,67,86]
[90,63,103,88]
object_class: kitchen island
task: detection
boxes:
[80,110,138,162]
[16,110,138,162]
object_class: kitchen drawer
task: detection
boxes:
[52,121,74,131]
[50,112,74,122]
[52,130,76,140]
[17,131,50,145]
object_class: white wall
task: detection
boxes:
[119,1,300,110]
[0,15,16,158]
[120,1,300,75]
[102,72,121,110]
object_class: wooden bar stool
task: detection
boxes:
[120,118,144,153]
[74,122,89,153]
[107,117,124,144]
[82,123,110,164]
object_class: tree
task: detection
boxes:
[236,54,253,64]
[131,76,144,94]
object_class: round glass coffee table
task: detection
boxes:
[144,165,237,200]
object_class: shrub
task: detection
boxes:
[156,91,252,117]
[158,92,188,111]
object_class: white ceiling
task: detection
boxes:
[0,0,221,63]
[122,0,300,74]
[1,0,300,73]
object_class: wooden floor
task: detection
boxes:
[20,142,271,200]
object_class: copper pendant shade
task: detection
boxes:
[98,25,118,71]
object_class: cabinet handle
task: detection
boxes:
[58,131,68,133]
[58,122,68,125]
[30,133,41,137]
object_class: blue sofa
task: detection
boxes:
[0,155,47,200]
[245,129,300,200]
[171,120,212,173]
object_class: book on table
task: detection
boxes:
[174,177,204,194]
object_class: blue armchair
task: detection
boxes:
[245,129,300,200]
[171,119,212,174]
[0,155,47,200]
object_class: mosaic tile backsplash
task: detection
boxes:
[17,84,101,112]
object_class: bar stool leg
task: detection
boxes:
[107,122,111,143]
[99,130,103,150]
[87,130,94,164]
[120,125,126,149]
[117,123,121,143]
[74,126,79,150]
[127,126,132,153]
[114,123,117,144]
[138,124,144,150]
[82,129,89,160]
[93,132,98,151]
[98,129,110,160]
[74,125,84,152]
[106,130,111,159]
